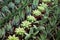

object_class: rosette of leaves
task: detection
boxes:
[33,10,41,16]
[8,2,15,9]
[1,6,10,13]
[15,27,25,35]
[38,6,45,12]
[7,35,19,40]
[27,15,36,22]
[26,6,32,16]
[15,0,20,4]
[12,15,20,26]
[37,3,48,12]
[21,20,31,28]
[42,0,51,3]
[39,3,48,8]
[4,23,12,32]
[32,0,39,9]
[0,28,5,38]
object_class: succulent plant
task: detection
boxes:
[15,27,25,35]
[42,0,51,3]
[33,10,41,16]
[7,35,19,40]
[27,15,36,22]
[0,28,5,38]
[12,15,20,26]
[32,0,39,9]
[4,23,12,31]
[38,6,45,12]
[15,0,20,4]
[39,3,48,8]
[1,6,10,13]
[21,20,31,28]
[8,2,15,9]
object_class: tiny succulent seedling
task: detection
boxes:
[7,35,19,40]
[21,20,31,28]
[27,15,36,22]
[33,10,41,16]
[42,0,51,3]
[8,2,15,9]
[15,27,25,35]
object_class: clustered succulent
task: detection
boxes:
[27,15,36,22]
[15,27,25,35]
[33,10,41,16]
[21,20,31,28]
[0,0,59,40]
[7,35,19,40]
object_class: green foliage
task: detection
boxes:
[33,10,41,16]
[15,27,25,35]
[42,0,51,3]
[0,28,5,38]
[4,23,12,31]
[7,35,19,40]
[15,0,20,4]
[8,2,15,9]
[27,15,36,22]
[21,20,31,28]
[0,0,59,40]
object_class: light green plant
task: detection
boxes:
[39,3,48,8]
[33,10,41,16]
[38,3,48,12]
[38,6,45,12]
[15,27,25,35]
[42,0,51,3]
[7,35,19,40]
[21,20,31,28]
[27,15,36,22]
